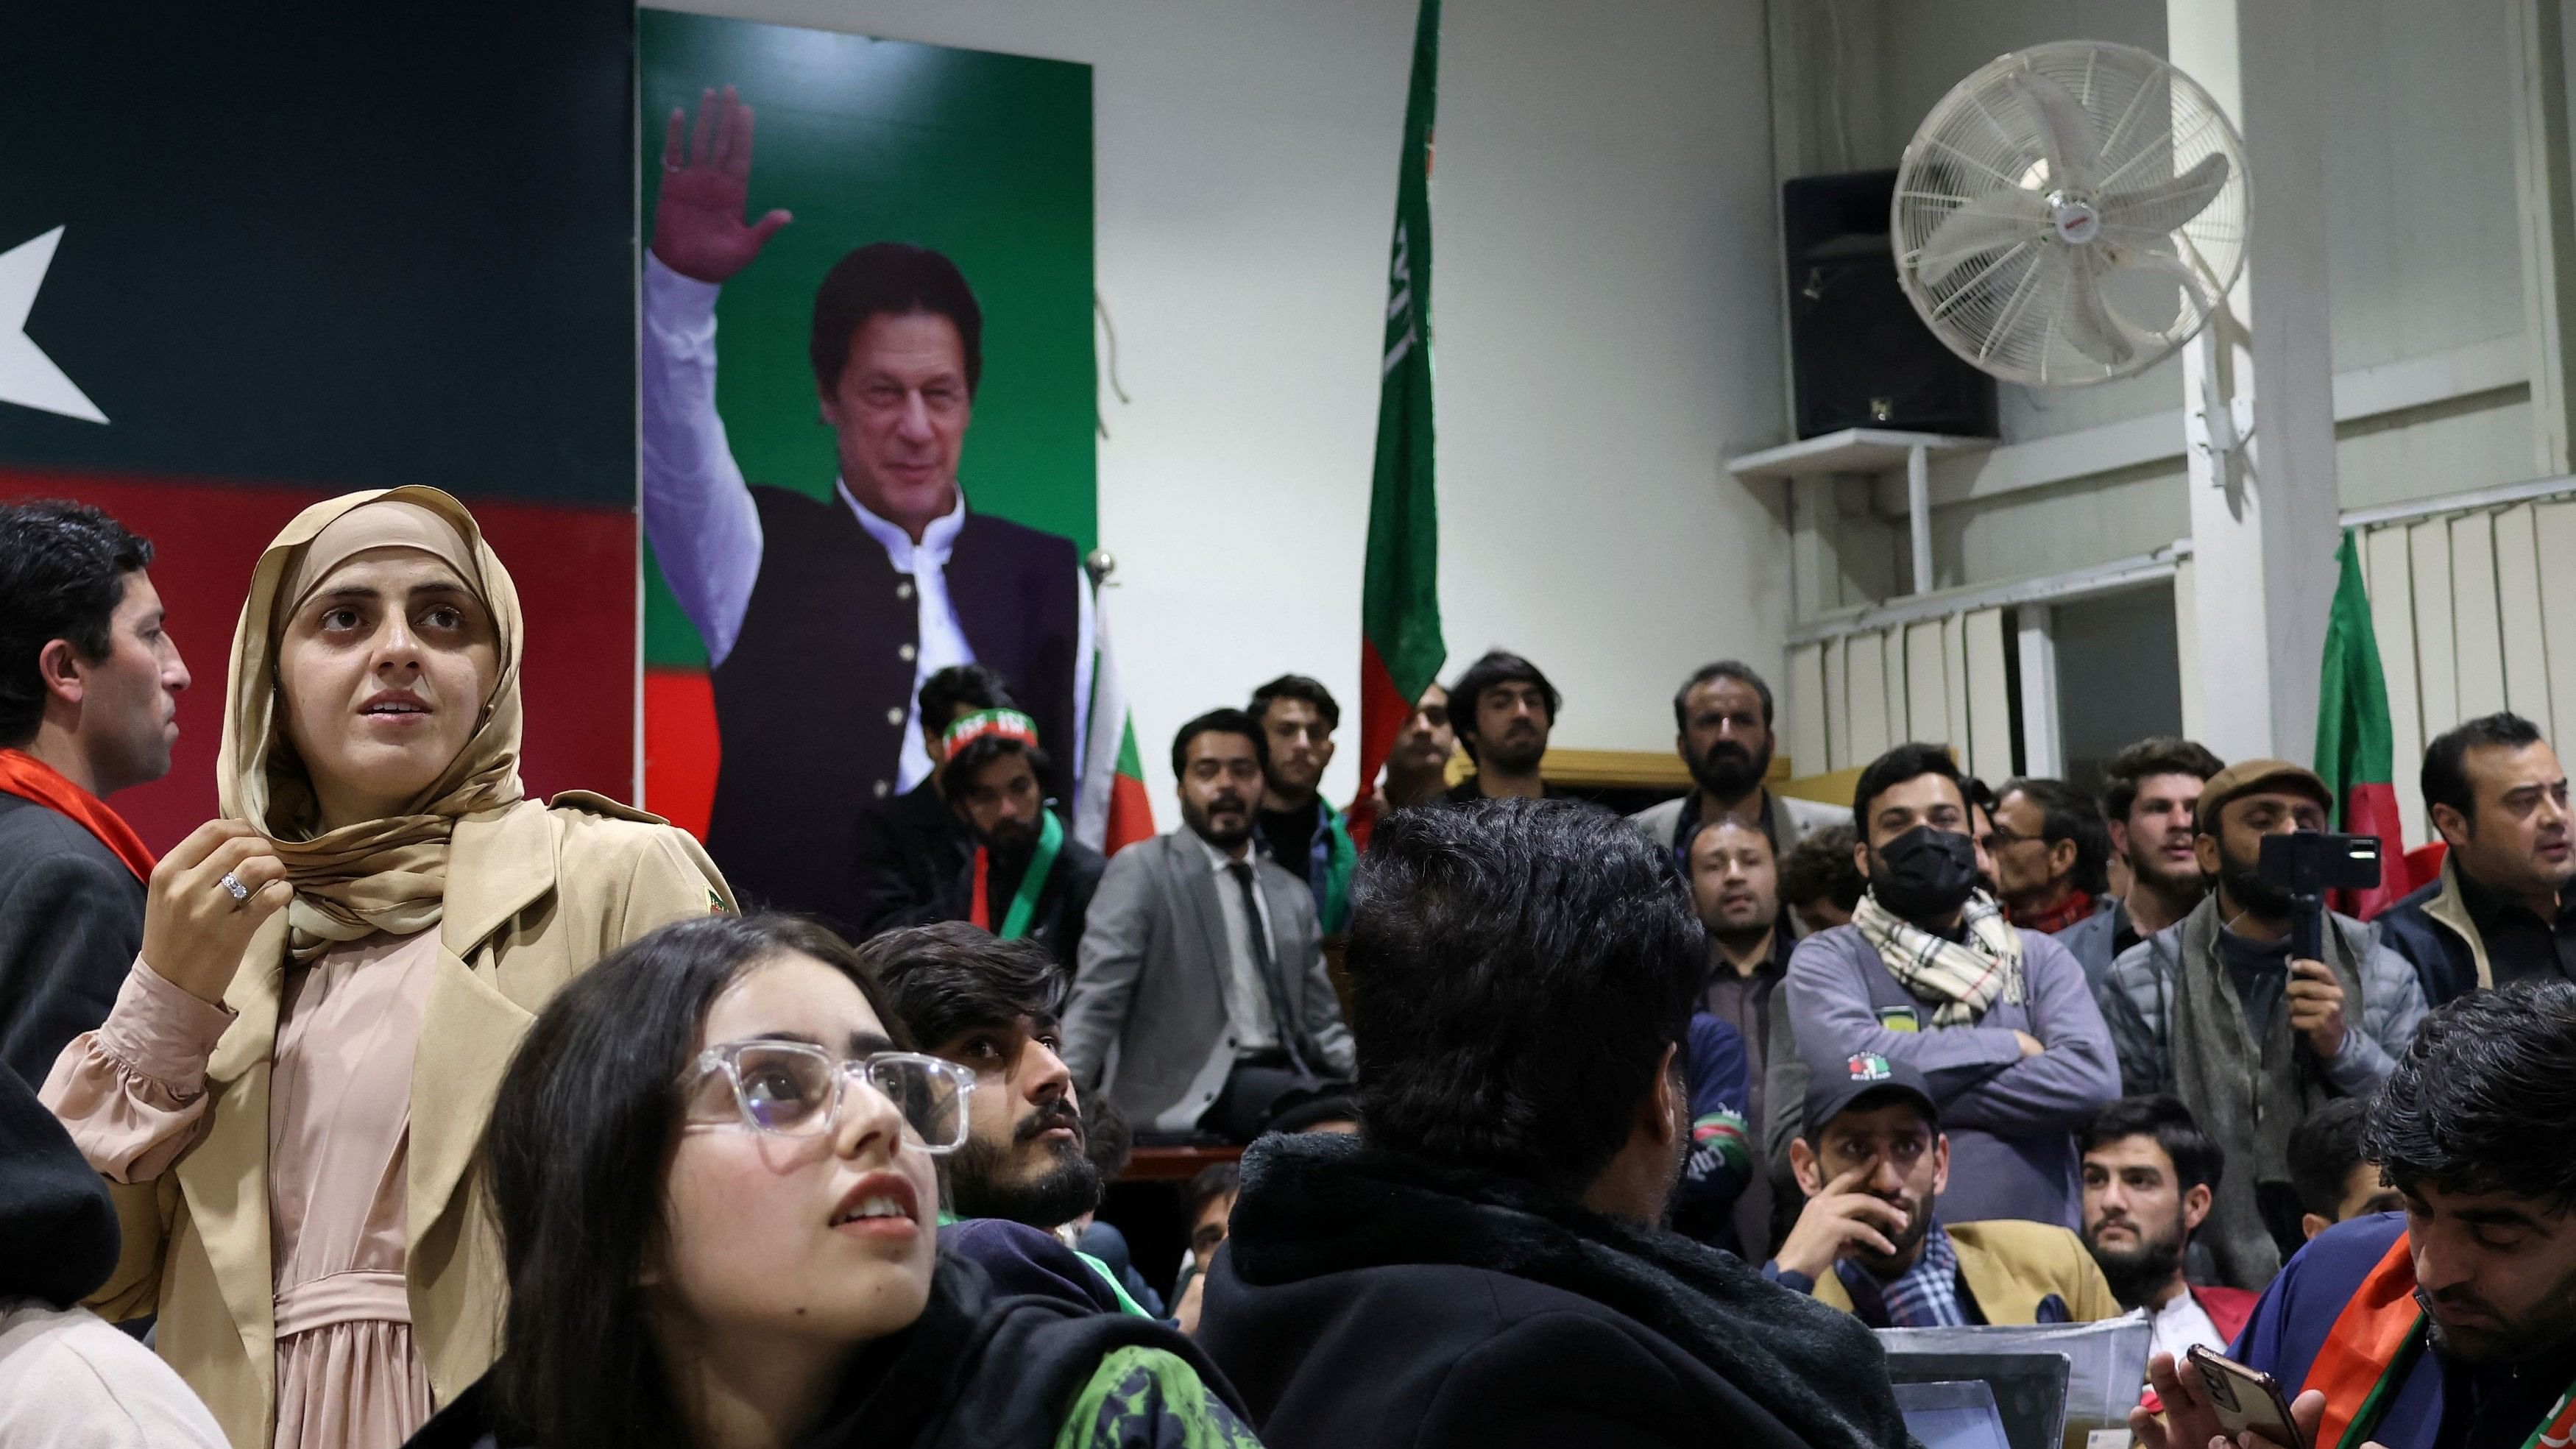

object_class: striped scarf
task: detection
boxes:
[1837,1220,1972,1328]
[1851,888,2025,1027]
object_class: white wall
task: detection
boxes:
[645,0,1791,806]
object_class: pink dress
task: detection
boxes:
[46,932,443,1449]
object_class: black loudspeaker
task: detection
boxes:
[1783,169,1998,441]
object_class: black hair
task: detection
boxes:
[919,664,1015,731]
[484,914,910,1449]
[1083,1094,1133,1182]
[2100,737,2225,826]
[1780,823,1867,913]
[810,242,984,397]
[1672,660,1774,731]
[2000,776,2113,896]
[856,921,1064,1050]
[2421,712,2547,829]
[1170,707,1269,779]
[1188,1161,1242,1223]
[938,735,1056,812]
[0,501,152,748]
[2364,980,2576,1212]
[1248,673,1341,731]
[2079,1094,2223,1194]
[1448,650,1560,759]
[1853,743,1967,832]
[1349,798,1702,1200]
[2287,1096,2374,1219]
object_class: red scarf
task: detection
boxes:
[0,748,157,882]
[2014,889,2095,935]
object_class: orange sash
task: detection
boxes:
[0,747,155,882]
[2304,1229,2576,1449]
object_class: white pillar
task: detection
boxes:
[2017,605,2064,778]
[2171,0,2343,765]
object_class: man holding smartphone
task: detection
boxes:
[2132,982,2576,1449]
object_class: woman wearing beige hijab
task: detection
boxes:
[41,487,734,1449]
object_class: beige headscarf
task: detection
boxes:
[218,486,527,960]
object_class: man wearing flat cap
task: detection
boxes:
[2094,759,2427,1292]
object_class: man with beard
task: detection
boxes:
[2060,739,2225,989]
[1444,651,1563,802]
[2077,1096,2256,1360]
[1633,662,1841,874]
[859,923,1150,1316]
[2377,713,2576,1006]
[1064,709,1355,1141]
[2098,759,2427,1289]
[1783,743,2120,1228]
[1688,818,1795,1256]
[1769,1052,2120,1325]
[935,708,1105,967]
[1373,682,1456,813]
[1247,675,1355,934]
[849,663,1017,938]
[2134,983,2576,1449]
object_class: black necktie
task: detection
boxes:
[1230,861,1309,1074]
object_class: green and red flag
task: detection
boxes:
[2315,529,2407,918]
[1349,0,1446,849]
[1075,581,1156,855]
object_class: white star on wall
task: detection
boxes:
[0,227,107,425]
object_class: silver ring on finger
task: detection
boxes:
[216,872,251,904]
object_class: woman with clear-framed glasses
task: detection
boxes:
[402,913,1261,1449]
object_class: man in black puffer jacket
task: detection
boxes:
[1198,798,1911,1449]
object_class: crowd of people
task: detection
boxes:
[4,395,2575,1449]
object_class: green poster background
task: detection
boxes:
[638,11,1095,670]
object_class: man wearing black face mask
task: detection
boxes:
[1780,743,2120,1230]
[2096,759,2427,1290]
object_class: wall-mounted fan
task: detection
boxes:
[1893,40,2249,392]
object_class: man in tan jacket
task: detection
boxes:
[1764,1052,2120,1326]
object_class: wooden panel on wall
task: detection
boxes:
[2495,505,2552,739]
[2448,511,2507,722]
[1883,628,1913,744]
[1942,613,1972,765]
[2366,523,2428,845]
[2410,517,2461,740]
[1847,631,1892,763]
[2536,502,2576,771]
[1906,621,1949,753]
[1788,642,1830,784]
[1963,608,2014,784]
[1823,637,1853,772]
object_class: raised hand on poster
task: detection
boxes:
[652,85,793,285]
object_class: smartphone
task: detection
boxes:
[2187,1345,2308,1449]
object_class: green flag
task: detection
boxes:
[2314,529,2406,916]
[1352,0,1446,843]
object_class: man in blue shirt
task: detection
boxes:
[2133,982,2576,1449]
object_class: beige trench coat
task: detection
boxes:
[86,793,732,1448]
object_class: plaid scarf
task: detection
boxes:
[1836,1221,1971,1328]
[1851,888,2025,1027]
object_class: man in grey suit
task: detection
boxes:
[1064,708,1355,1141]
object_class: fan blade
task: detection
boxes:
[1914,188,2052,288]
[2097,152,2232,238]
[2060,248,2137,368]
[2006,68,2105,192]
[2106,240,2215,334]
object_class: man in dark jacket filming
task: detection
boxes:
[1196,798,1910,1449]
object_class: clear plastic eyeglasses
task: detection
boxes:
[687,1041,977,1154]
